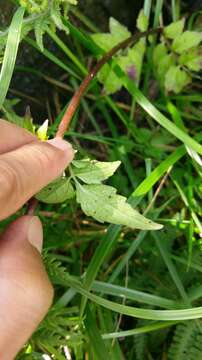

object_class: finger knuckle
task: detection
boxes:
[0,161,20,201]
[32,143,60,174]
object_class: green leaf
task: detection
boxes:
[51,1,64,30]
[84,305,110,360]
[36,177,75,204]
[172,31,202,54]
[91,18,130,53]
[109,17,130,40]
[164,65,191,93]
[34,16,47,52]
[72,159,121,184]
[0,7,25,109]
[76,183,162,230]
[98,63,122,94]
[153,43,168,66]
[66,276,202,321]
[156,54,175,84]
[179,48,202,71]
[164,18,185,39]
[137,9,149,32]
[119,39,146,83]
[2,99,24,126]
[91,34,119,52]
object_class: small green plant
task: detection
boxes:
[154,18,202,93]
[91,15,202,95]
[91,11,148,94]
[1,1,202,359]
[0,0,77,54]
[36,155,162,230]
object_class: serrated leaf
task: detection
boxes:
[98,63,122,94]
[91,34,119,52]
[76,183,163,230]
[72,158,91,169]
[179,48,202,71]
[109,17,130,39]
[165,65,191,93]
[172,31,202,54]
[164,18,185,39]
[137,9,148,32]
[156,54,175,85]
[153,43,168,66]
[119,39,146,83]
[72,159,121,184]
[34,16,47,52]
[91,17,130,53]
[36,177,75,204]
[51,0,69,34]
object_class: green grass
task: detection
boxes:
[1,0,202,359]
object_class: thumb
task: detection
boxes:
[0,215,53,360]
[0,137,74,220]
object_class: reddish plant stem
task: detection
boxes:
[26,27,161,215]
[56,27,162,138]
[26,197,38,215]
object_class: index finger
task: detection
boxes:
[0,119,36,154]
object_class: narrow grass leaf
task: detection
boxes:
[0,7,25,108]
[67,277,202,321]
[102,321,178,339]
[84,305,110,360]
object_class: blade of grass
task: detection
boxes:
[132,146,185,198]
[122,77,202,155]
[65,276,202,321]
[172,0,180,21]
[102,321,178,339]
[84,305,110,360]
[152,233,190,305]
[171,175,202,236]
[25,37,81,79]
[92,281,178,309]
[0,7,25,109]
[46,27,87,76]
[153,0,164,27]
[144,0,152,17]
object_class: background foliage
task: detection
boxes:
[0,0,202,359]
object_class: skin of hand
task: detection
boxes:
[0,119,74,359]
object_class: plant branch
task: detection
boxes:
[56,27,162,138]
[26,26,162,215]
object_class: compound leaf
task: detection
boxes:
[76,183,163,230]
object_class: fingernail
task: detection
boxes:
[48,137,73,153]
[28,216,43,253]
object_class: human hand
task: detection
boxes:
[0,119,74,359]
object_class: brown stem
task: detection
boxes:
[56,27,162,138]
[26,197,38,215]
[26,27,162,215]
